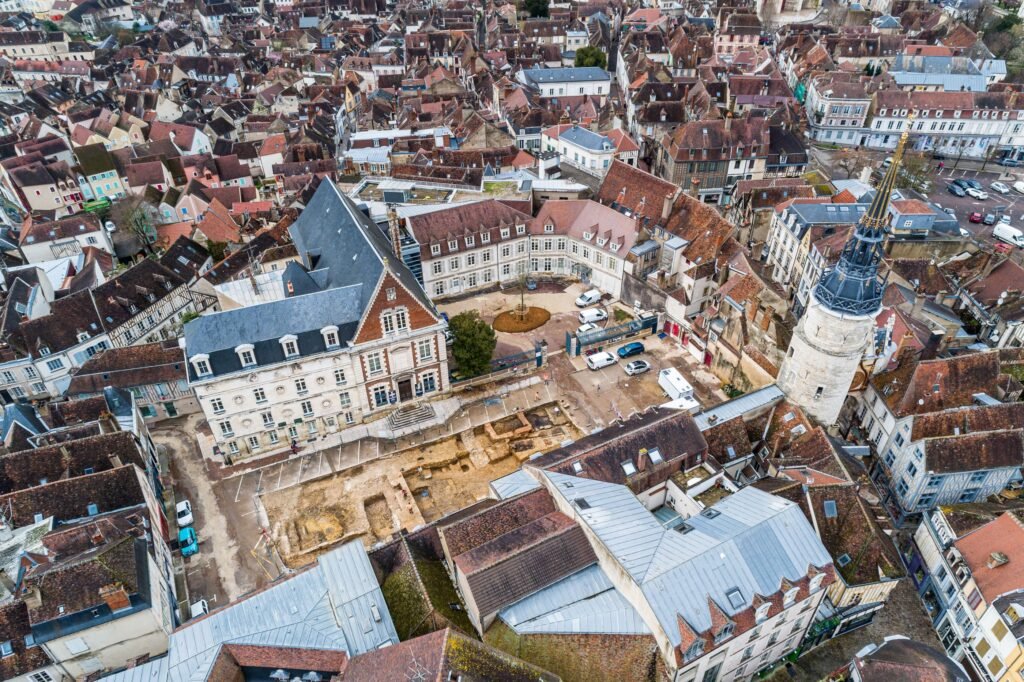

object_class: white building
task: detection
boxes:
[185,180,449,461]
[541,124,639,177]
[519,66,612,99]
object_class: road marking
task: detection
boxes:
[255,469,263,495]
[275,464,284,490]
[233,475,245,503]
[241,510,259,517]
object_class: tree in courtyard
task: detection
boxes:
[108,194,157,255]
[834,148,870,179]
[574,46,607,70]
[895,150,931,193]
[524,0,549,18]
[449,311,497,377]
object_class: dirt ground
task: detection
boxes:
[260,404,580,567]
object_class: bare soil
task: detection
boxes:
[493,306,551,333]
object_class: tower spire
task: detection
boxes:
[812,118,914,316]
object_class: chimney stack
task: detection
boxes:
[99,583,132,612]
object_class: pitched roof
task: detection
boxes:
[67,341,186,395]
[954,511,1024,602]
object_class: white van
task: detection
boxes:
[994,223,1024,248]
[575,289,602,307]
[658,367,694,400]
[578,308,608,324]
[585,352,616,370]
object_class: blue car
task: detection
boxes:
[179,526,199,557]
[617,342,645,359]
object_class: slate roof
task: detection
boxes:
[521,66,610,85]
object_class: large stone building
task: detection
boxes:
[184,180,448,461]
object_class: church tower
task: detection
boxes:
[777,126,910,426]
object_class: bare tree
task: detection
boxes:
[834,148,870,179]
[108,195,157,255]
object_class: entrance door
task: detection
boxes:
[398,379,413,402]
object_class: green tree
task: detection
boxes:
[449,311,497,377]
[524,0,549,18]
[574,46,607,70]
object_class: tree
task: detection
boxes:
[574,46,607,70]
[895,151,931,193]
[108,195,157,255]
[449,311,497,377]
[524,0,549,18]
[834,148,870,179]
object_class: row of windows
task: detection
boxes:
[429,225,525,255]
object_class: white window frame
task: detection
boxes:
[321,325,340,349]
[280,334,299,358]
[235,343,256,367]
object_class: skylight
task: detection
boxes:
[572,461,583,474]
[726,588,744,610]
[823,500,838,518]
[621,460,637,476]
[648,448,663,464]
[837,553,852,567]
[701,508,721,519]
[574,498,591,510]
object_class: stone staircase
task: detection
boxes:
[387,404,437,431]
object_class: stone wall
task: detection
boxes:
[620,272,668,312]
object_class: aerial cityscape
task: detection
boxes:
[0,0,1021,679]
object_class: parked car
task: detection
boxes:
[947,184,966,197]
[624,359,652,376]
[585,351,617,370]
[176,500,194,527]
[577,322,599,336]
[941,207,957,216]
[968,212,984,223]
[578,308,608,324]
[526,278,537,290]
[951,178,970,189]
[179,526,199,557]
[965,187,989,200]
[882,157,893,168]
[575,289,602,307]
[962,179,983,190]
[1015,181,1024,195]
[997,157,1023,167]
[617,342,645,358]
[983,213,997,225]
[1000,215,1012,224]
[959,227,971,238]
[992,182,1010,194]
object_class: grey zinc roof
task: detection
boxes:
[544,472,831,645]
[100,541,397,682]
[491,469,542,499]
[693,384,784,431]
[522,66,610,84]
[499,565,650,635]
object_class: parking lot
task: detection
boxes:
[930,167,1023,242]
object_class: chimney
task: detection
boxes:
[23,586,41,610]
[724,111,733,133]
[987,552,1009,569]
[108,451,123,468]
[637,449,649,471]
[760,305,774,332]
[99,583,132,612]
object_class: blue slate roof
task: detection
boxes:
[184,180,438,379]
[559,125,614,152]
[522,66,610,85]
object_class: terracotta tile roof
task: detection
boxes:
[439,488,554,558]
[0,601,51,679]
[340,627,558,681]
[195,199,241,243]
[872,351,1002,417]
[596,160,678,216]
[924,430,1024,474]
[221,644,348,672]
[67,341,186,396]
[955,511,1024,601]
[0,431,146,494]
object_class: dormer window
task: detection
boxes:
[235,344,256,367]
[501,227,510,239]
[611,243,620,252]
[448,240,458,251]
[465,235,475,247]
[431,243,441,256]
[280,335,299,358]
[39,347,50,356]
[683,641,703,662]
[597,238,607,246]
[783,587,800,607]
[129,304,138,314]
[755,603,771,623]
[544,223,554,233]
[77,332,89,343]
[481,232,491,243]
[878,109,886,116]
[713,624,734,644]
[191,354,212,377]
[516,225,525,235]
[582,231,592,241]
[322,325,340,348]
[809,573,825,593]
